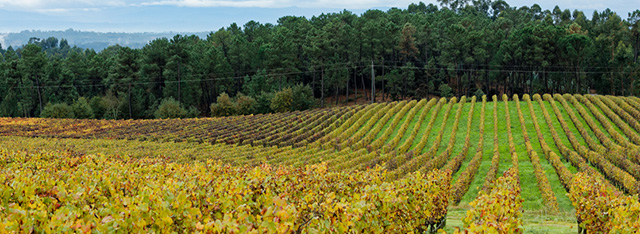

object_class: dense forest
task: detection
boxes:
[0,0,639,119]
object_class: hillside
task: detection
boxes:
[1,93,640,232]
[0,29,209,51]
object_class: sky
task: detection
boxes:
[0,0,635,33]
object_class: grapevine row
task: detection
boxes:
[449,95,486,205]
[544,94,636,194]
[383,97,453,173]
[388,97,464,179]
[523,94,574,191]
[340,101,408,151]
[426,96,477,174]
[602,95,640,133]
[624,96,640,112]
[316,103,380,146]
[558,94,640,180]
[381,99,429,153]
[459,168,523,233]
[561,94,621,154]
[514,95,558,211]
[481,95,501,192]
[533,94,605,187]
[569,172,640,233]
[576,94,640,146]
[395,98,439,154]
[412,97,456,156]
[358,100,415,151]
[503,94,519,175]
[325,103,392,150]
[587,94,640,144]
[0,105,360,148]
[0,147,453,233]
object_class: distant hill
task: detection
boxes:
[0,29,210,51]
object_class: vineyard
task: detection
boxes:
[2,94,640,232]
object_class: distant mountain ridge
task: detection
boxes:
[0,29,210,51]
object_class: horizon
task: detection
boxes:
[0,0,635,34]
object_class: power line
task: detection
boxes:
[4,61,639,90]
[7,65,370,89]
[381,64,637,74]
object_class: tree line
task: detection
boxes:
[0,0,639,119]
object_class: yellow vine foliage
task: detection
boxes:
[0,148,451,233]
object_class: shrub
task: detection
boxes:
[474,88,485,98]
[89,96,104,119]
[154,97,187,119]
[255,92,275,114]
[40,103,75,119]
[185,106,200,118]
[439,83,453,98]
[234,93,257,115]
[72,97,95,119]
[210,92,235,117]
[291,84,316,111]
[271,88,293,113]
[100,92,121,120]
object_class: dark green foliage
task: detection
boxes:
[40,103,74,119]
[0,3,639,119]
[291,84,316,111]
[100,91,121,120]
[255,92,275,114]
[155,97,187,119]
[185,106,201,118]
[72,97,95,119]
[89,96,105,119]
[242,69,276,97]
[234,93,257,115]
[210,93,235,117]
[271,88,294,113]
[439,84,453,98]
[474,88,486,98]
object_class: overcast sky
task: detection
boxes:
[0,0,635,33]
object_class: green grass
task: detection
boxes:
[414,100,452,154]
[575,98,626,140]
[455,99,578,211]
[443,209,577,234]
[530,102,579,175]
[545,100,607,175]
[521,100,574,211]
[561,98,605,145]
[434,102,472,158]
[458,100,497,204]
[451,101,483,183]
[383,102,426,146]
[529,103,578,174]
[371,102,409,142]
[507,101,545,210]
[9,94,640,233]
[405,101,442,151]
[496,101,512,181]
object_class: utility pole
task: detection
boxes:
[371,60,375,103]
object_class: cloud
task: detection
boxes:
[140,0,285,8]
[0,0,631,17]
[139,0,421,9]
[0,0,422,11]
[34,7,102,13]
[0,0,127,11]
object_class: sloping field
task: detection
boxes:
[1,94,640,232]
